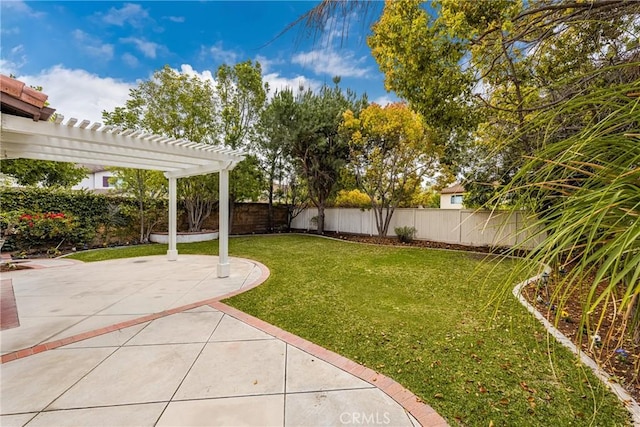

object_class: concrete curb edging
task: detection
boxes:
[513,270,640,425]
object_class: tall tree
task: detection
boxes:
[341,102,436,236]
[255,89,297,230]
[103,65,219,232]
[286,79,365,234]
[216,60,268,225]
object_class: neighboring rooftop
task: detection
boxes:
[441,183,465,194]
[0,74,56,121]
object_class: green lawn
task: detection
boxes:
[69,235,630,426]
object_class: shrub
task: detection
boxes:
[394,226,417,243]
[334,189,372,209]
[13,211,84,250]
[0,187,138,251]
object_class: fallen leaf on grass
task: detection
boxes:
[519,381,536,394]
[527,396,536,409]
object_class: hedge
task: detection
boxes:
[1,187,139,251]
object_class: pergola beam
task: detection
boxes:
[2,140,204,171]
[2,114,245,165]
[1,113,245,277]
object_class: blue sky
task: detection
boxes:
[1,1,396,123]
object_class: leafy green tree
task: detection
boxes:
[333,189,371,209]
[1,160,87,188]
[110,168,167,243]
[216,60,268,225]
[341,102,436,236]
[103,65,219,232]
[285,79,366,234]
[255,89,297,230]
[365,0,640,205]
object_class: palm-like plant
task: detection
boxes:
[501,79,639,344]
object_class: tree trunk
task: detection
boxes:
[382,206,395,237]
[267,186,274,232]
[139,198,145,243]
[373,205,384,237]
[317,204,325,234]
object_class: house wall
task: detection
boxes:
[291,207,544,249]
[72,170,116,191]
[440,193,464,209]
[94,171,115,189]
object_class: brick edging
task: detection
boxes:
[208,300,449,427]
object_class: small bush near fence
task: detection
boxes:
[395,226,417,243]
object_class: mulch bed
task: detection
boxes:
[321,230,523,255]
[522,278,640,402]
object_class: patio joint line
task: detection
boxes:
[38,346,121,417]
[153,313,223,426]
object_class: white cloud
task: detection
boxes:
[1,27,20,35]
[120,37,161,59]
[178,64,215,84]
[166,16,185,23]
[14,66,133,124]
[292,49,370,78]
[203,42,239,64]
[263,72,321,97]
[0,59,22,77]
[100,3,149,27]
[72,30,114,60]
[122,53,139,67]
[255,55,284,74]
[371,95,397,106]
[0,0,44,18]
[0,43,27,75]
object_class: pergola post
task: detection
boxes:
[217,168,230,277]
[167,176,178,261]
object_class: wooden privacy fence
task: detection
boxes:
[291,208,545,249]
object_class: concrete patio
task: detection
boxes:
[0,255,447,426]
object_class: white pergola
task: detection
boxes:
[0,113,245,278]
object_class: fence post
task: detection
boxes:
[459,210,463,244]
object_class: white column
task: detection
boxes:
[167,176,178,261]
[217,168,230,277]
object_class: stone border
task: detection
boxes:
[513,270,640,425]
